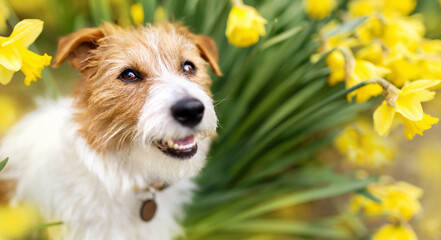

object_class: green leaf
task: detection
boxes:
[0,157,8,172]
[89,0,113,25]
[324,16,368,38]
[356,188,382,203]
[25,221,63,232]
[260,25,303,50]
[138,0,157,23]
[225,219,351,239]
[189,177,376,237]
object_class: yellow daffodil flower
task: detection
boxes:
[420,40,441,83]
[373,80,440,139]
[348,0,382,17]
[383,0,416,16]
[0,203,38,239]
[356,42,384,64]
[382,15,424,51]
[226,1,267,47]
[335,120,395,168]
[303,0,337,20]
[421,39,441,56]
[130,3,144,25]
[0,95,19,134]
[350,180,423,220]
[347,59,390,103]
[383,43,423,87]
[355,17,383,44]
[0,19,51,86]
[372,224,417,240]
[154,6,167,23]
[348,0,416,17]
[326,49,388,103]
[326,50,346,85]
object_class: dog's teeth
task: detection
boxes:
[167,140,174,148]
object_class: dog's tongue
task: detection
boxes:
[173,135,194,146]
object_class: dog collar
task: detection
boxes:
[134,182,169,222]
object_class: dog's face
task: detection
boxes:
[54,23,221,182]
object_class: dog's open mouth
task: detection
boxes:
[154,135,198,159]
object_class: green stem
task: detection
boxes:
[3,0,60,99]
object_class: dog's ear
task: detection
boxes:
[53,28,104,71]
[192,35,223,76]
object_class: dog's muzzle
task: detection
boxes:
[154,98,205,159]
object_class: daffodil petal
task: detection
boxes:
[411,89,436,102]
[2,19,43,48]
[403,79,441,92]
[372,224,417,240]
[16,45,52,86]
[373,101,396,136]
[0,45,22,71]
[401,113,439,140]
[395,94,424,121]
[0,64,15,85]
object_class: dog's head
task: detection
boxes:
[54,23,221,183]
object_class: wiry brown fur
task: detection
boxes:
[54,23,221,152]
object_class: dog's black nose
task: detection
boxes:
[171,98,205,127]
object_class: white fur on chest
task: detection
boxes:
[0,99,195,240]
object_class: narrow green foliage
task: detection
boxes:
[25,222,64,232]
[89,0,113,25]
[0,157,8,172]
[324,16,368,38]
[356,188,382,203]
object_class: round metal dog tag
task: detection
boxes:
[140,199,157,222]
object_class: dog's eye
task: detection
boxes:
[182,61,196,75]
[119,69,141,82]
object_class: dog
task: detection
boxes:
[0,22,221,239]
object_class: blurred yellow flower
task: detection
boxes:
[355,17,383,44]
[348,0,381,17]
[347,59,389,103]
[303,0,337,20]
[372,224,417,240]
[226,2,267,47]
[0,95,19,134]
[154,6,167,23]
[351,181,423,220]
[384,43,423,87]
[335,120,395,168]
[130,3,144,25]
[383,0,416,16]
[348,0,416,17]
[421,39,441,55]
[326,50,346,85]
[0,19,51,86]
[0,0,9,34]
[382,15,424,51]
[0,203,38,239]
[356,42,384,64]
[373,80,440,138]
